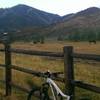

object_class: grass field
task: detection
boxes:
[0,41,100,100]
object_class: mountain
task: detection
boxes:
[0,4,61,32]
[62,13,75,21]
[0,5,100,41]
[45,7,100,40]
[75,7,100,16]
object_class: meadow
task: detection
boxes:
[0,41,100,100]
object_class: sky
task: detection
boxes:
[0,0,100,16]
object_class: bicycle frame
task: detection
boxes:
[27,71,70,100]
[46,78,70,100]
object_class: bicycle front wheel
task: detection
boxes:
[27,87,41,100]
[27,83,50,100]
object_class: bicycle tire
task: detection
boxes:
[27,83,50,100]
[27,88,40,100]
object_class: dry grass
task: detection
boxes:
[0,41,100,100]
[12,41,100,54]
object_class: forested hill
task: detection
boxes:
[0,4,61,32]
[45,7,100,41]
[0,5,100,41]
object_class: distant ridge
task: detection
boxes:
[0,5,100,41]
[76,7,100,16]
[0,4,61,32]
[46,7,100,37]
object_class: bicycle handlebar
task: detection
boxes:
[41,71,63,78]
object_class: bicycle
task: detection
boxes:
[27,71,70,100]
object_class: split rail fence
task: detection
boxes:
[0,35,100,100]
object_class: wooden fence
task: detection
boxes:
[0,37,100,100]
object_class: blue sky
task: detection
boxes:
[0,0,100,16]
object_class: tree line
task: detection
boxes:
[57,28,100,41]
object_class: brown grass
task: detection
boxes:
[0,41,100,100]
[12,41,100,54]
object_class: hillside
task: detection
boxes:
[0,5,100,41]
[0,4,61,32]
[45,7,100,41]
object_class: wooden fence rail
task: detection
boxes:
[11,65,64,82]
[74,81,100,93]
[11,48,64,58]
[0,42,100,100]
[74,53,100,61]
[1,47,100,59]
[1,48,100,60]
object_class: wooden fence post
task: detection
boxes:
[4,33,12,96]
[63,46,75,100]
